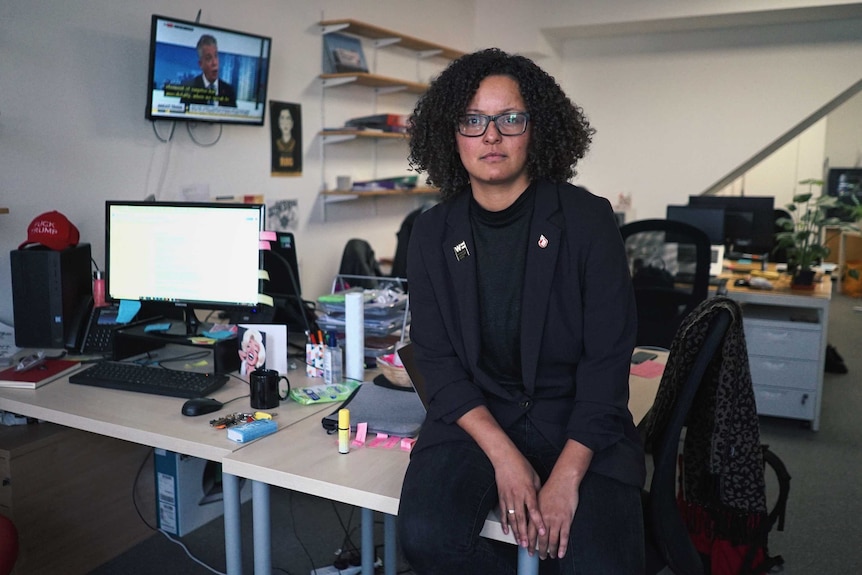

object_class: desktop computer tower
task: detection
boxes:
[154,449,251,536]
[10,244,92,348]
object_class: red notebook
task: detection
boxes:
[0,358,81,389]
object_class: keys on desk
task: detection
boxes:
[69,361,229,399]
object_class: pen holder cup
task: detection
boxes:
[306,343,324,378]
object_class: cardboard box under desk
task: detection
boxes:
[154,449,252,537]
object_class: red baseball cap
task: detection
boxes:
[18,211,80,251]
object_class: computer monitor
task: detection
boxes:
[825,168,862,221]
[666,205,727,277]
[106,201,265,333]
[688,195,775,255]
[666,205,726,245]
[262,231,310,336]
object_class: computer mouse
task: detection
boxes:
[181,397,223,417]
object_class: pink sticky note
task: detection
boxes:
[351,422,368,447]
[382,436,401,449]
[260,230,277,241]
[258,240,271,250]
[630,360,665,378]
[400,437,416,452]
[367,433,389,448]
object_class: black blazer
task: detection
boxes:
[182,75,237,107]
[407,180,645,487]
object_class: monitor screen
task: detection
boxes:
[666,205,726,245]
[688,195,775,254]
[106,201,264,317]
[827,168,862,199]
[146,15,271,125]
[264,232,301,297]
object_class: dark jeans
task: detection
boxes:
[398,417,644,575]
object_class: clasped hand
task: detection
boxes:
[497,454,578,561]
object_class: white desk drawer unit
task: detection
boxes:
[741,304,824,429]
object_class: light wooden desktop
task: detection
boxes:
[0,361,336,575]
[222,350,667,575]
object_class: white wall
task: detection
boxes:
[3,0,862,327]
[0,0,474,325]
[557,15,862,219]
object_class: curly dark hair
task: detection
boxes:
[408,48,594,201]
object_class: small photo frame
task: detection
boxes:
[322,33,368,74]
[239,324,288,376]
[237,326,267,376]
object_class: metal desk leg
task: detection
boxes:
[253,480,271,575]
[223,472,243,575]
[517,546,539,575]
[383,514,396,575]
[361,507,374,575]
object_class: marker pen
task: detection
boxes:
[338,408,350,454]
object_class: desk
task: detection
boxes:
[0,367,333,575]
[723,272,831,430]
[223,350,667,575]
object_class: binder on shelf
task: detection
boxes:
[344,113,409,132]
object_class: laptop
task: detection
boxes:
[396,343,429,410]
[320,343,426,437]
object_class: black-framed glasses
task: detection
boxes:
[457,112,530,137]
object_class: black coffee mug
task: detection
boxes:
[249,369,290,409]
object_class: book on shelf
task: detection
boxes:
[0,358,82,389]
[345,113,409,129]
[322,32,369,74]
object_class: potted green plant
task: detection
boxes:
[774,179,858,288]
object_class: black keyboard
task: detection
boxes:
[69,361,229,399]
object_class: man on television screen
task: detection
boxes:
[181,34,237,107]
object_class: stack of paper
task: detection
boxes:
[0,321,21,367]
[317,288,409,338]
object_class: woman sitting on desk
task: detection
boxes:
[397,48,644,574]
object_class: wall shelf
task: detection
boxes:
[318,18,458,220]
[321,187,438,204]
[319,130,408,144]
[319,19,466,60]
[319,72,427,94]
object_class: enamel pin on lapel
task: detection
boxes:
[538,234,549,248]
[453,241,470,261]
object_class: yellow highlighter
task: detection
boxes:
[338,408,350,454]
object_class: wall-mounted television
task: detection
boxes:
[146,15,271,126]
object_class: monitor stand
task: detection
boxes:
[183,307,200,336]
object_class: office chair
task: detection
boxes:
[337,238,385,289]
[620,219,711,348]
[338,203,434,292]
[642,305,732,575]
[641,297,786,575]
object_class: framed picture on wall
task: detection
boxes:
[270,101,302,176]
